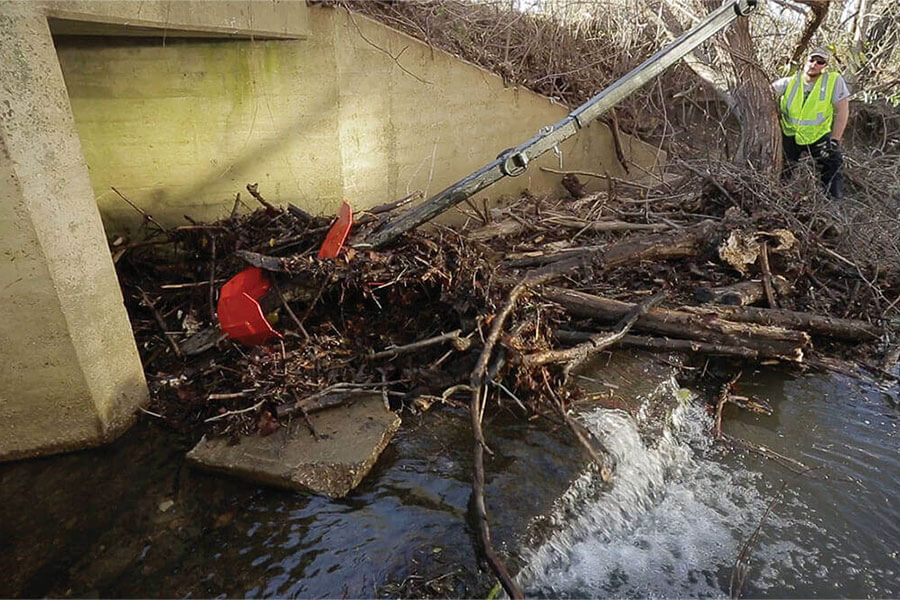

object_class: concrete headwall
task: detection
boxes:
[0,0,310,461]
[54,5,664,236]
[1,0,663,461]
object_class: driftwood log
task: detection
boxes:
[503,219,719,271]
[679,305,879,341]
[556,330,764,360]
[600,219,717,270]
[540,287,809,361]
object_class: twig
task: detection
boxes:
[370,329,470,360]
[139,288,183,358]
[603,108,629,173]
[539,166,654,191]
[160,279,229,290]
[271,277,309,340]
[208,235,217,321]
[111,186,169,234]
[245,183,278,212]
[230,192,242,219]
[208,391,253,401]
[714,371,742,439]
[730,482,786,599]
[345,9,432,85]
[205,397,267,422]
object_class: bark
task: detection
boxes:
[556,330,764,360]
[695,280,767,306]
[503,220,718,271]
[547,217,671,233]
[679,305,880,341]
[600,219,717,270]
[721,12,782,173]
[643,0,780,173]
[523,292,664,367]
[789,1,830,67]
[541,287,809,361]
[468,218,526,241]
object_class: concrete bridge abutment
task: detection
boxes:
[1,0,663,461]
[0,5,147,460]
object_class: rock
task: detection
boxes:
[186,395,401,497]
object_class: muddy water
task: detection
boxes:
[1,364,897,598]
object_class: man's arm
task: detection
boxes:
[832,97,849,141]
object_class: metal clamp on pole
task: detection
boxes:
[500,150,529,177]
[364,0,758,248]
[733,0,757,17]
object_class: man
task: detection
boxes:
[773,47,850,199]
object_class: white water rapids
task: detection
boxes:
[516,383,824,598]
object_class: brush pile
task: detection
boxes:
[115,166,898,442]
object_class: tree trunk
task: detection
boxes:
[721,14,782,173]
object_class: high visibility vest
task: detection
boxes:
[779,71,838,145]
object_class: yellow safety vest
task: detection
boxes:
[780,71,838,145]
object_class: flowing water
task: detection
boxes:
[518,368,899,598]
[2,362,897,598]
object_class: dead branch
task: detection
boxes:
[758,242,778,309]
[523,291,665,369]
[138,288,183,359]
[245,183,278,212]
[370,329,471,360]
[469,271,560,600]
[111,186,170,234]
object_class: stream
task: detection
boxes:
[2,360,897,598]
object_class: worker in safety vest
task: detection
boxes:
[772,47,850,199]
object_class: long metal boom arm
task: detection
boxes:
[364,0,757,248]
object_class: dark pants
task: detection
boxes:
[782,133,843,199]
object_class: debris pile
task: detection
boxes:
[116,170,897,443]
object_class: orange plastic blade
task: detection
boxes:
[318,200,353,259]
[216,267,282,346]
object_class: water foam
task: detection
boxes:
[517,395,786,598]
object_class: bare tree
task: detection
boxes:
[639,0,781,174]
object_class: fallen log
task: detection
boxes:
[541,287,809,361]
[502,219,718,271]
[523,292,665,368]
[543,216,671,233]
[556,330,763,360]
[600,219,717,270]
[679,305,879,341]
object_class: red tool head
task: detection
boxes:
[318,200,353,259]
[217,267,282,346]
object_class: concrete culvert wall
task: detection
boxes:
[54,5,665,237]
[1,0,663,462]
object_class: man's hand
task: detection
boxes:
[827,138,840,152]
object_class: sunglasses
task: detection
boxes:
[808,57,827,65]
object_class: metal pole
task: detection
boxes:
[364,0,757,248]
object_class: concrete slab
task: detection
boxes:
[186,395,401,497]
